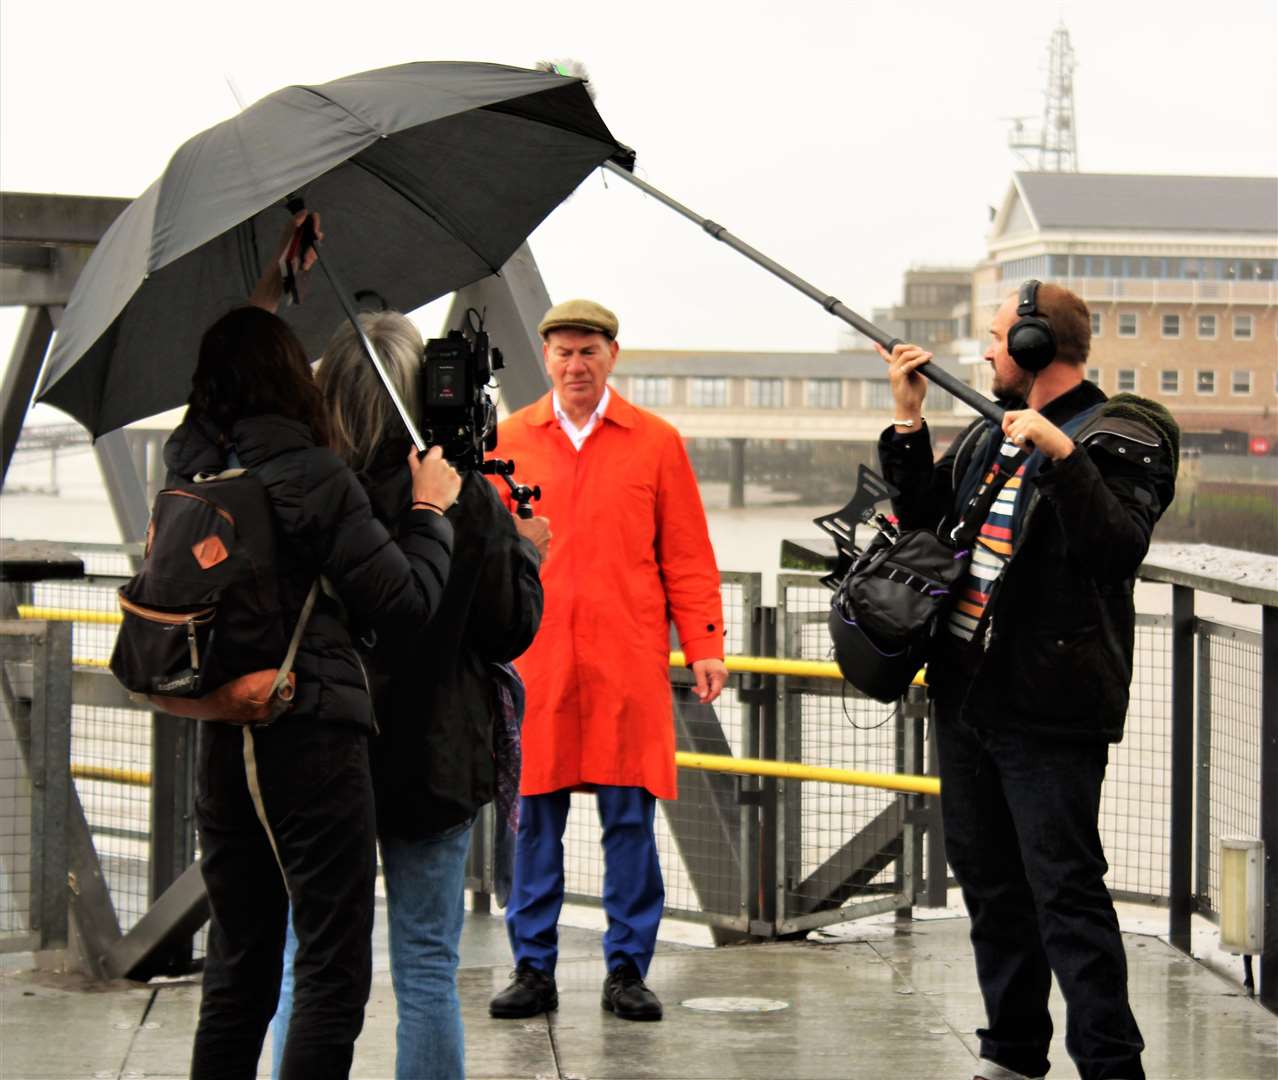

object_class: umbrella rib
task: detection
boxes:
[344,155,503,276]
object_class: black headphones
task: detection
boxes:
[1007,279,1057,372]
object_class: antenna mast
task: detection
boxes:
[1007,22,1079,171]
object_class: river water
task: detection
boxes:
[0,445,1263,630]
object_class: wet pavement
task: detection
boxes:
[2,904,1274,1079]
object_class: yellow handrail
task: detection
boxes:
[676,751,939,796]
[72,764,151,787]
[670,650,926,687]
[18,606,122,625]
[74,754,939,796]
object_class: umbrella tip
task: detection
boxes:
[536,58,595,100]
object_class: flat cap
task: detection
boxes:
[538,298,619,340]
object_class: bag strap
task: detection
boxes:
[949,444,1028,552]
[267,580,320,699]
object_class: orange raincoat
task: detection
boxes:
[491,391,724,800]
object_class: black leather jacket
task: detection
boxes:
[878,381,1177,742]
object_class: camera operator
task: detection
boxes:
[875,281,1177,1080]
[259,310,546,1080]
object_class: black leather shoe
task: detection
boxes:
[601,961,663,1021]
[489,961,558,1018]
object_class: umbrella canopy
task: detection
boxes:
[37,61,629,435]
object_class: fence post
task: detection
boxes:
[147,716,198,974]
[1169,584,1195,953]
[29,621,72,951]
[1260,604,1277,1010]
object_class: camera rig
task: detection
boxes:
[419,309,541,518]
[420,310,501,473]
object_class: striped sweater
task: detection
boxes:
[947,438,1026,643]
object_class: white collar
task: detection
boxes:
[552,386,611,444]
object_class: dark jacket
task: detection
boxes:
[360,447,543,837]
[163,414,454,731]
[878,381,1178,742]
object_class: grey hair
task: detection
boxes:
[317,312,423,471]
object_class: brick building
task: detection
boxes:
[977,172,1278,450]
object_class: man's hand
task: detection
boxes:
[1002,409,1075,461]
[514,515,552,560]
[691,658,729,705]
[248,210,323,312]
[873,341,931,429]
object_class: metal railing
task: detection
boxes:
[3,543,1275,1006]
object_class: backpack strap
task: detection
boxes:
[267,580,320,701]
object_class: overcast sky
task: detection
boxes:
[1,0,1275,396]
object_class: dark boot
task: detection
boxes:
[489,961,558,1018]
[601,961,662,1021]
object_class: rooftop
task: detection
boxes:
[1012,172,1278,234]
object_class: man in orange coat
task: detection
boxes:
[488,299,728,1023]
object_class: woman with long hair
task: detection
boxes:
[270,310,546,1080]
[171,301,461,1080]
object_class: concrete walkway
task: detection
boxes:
[2,905,1274,1079]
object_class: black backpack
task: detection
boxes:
[110,468,316,724]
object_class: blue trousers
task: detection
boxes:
[271,820,474,1080]
[505,786,663,977]
[935,707,1145,1080]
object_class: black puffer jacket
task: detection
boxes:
[164,414,454,731]
[359,448,543,837]
[878,381,1178,742]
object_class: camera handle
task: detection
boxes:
[481,458,542,520]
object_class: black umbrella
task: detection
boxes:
[36,61,631,436]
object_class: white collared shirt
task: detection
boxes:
[553,386,611,451]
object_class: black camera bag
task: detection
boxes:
[828,442,1026,702]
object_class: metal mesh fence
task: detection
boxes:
[10,538,1270,950]
[1102,614,1174,902]
[777,574,909,926]
[1195,622,1262,918]
[28,558,155,934]
[0,632,35,947]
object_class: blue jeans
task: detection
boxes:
[271,819,473,1080]
[505,786,663,977]
[935,707,1145,1080]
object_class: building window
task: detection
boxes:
[1161,314,1180,338]
[1118,313,1138,338]
[747,378,784,408]
[1232,370,1253,395]
[1117,369,1137,393]
[1086,367,1101,387]
[688,377,728,408]
[1160,370,1180,394]
[629,376,672,407]
[1196,370,1216,395]
[1197,314,1217,339]
[805,379,842,409]
[1233,314,1254,340]
[863,380,895,411]
[1090,312,1102,337]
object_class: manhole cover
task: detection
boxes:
[680,996,790,1013]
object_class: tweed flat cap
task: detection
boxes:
[538,298,619,339]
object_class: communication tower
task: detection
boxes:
[1008,22,1079,171]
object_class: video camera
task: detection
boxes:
[420,309,501,473]
[419,309,541,518]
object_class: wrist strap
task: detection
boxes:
[892,417,923,428]
[412,500,444,514]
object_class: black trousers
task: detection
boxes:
[190,719,377,1080]
[934,705,1145,1080]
